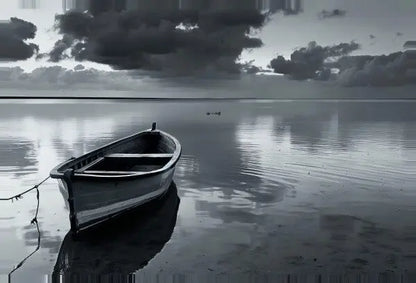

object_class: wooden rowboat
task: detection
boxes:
[50,123,181,233]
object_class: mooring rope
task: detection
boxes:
[0,176,50,201]
[0,175,50,223]
[0,176,50,281]
[8,221,41,282]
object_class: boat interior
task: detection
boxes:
[71,132,176,175]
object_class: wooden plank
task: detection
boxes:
[75,157,104,173]
[82,170,142,175]
[105,153,173,158]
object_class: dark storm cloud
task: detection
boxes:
[269,41,360,80]
[0,17,39,61]
[318,9,346,19]
[337,52,416,87]
[48,35,74,62]
[269,41,416,86]
[49,5,268,74]
[73,64,85,71]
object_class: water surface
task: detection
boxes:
[0,100,415,281]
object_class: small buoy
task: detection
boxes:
[207,112,221,116]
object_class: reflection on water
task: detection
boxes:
[0,100,416,281]
[53,183,179,279]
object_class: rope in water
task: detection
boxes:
[0,176,50,201]
[8,221,40,282]
[0,176,50,281]
[0,175,50,224]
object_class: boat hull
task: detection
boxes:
[51,128,181,233]
[59,167,175,232]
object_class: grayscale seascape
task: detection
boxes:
[0,99,415,281]
[1,0,416,281]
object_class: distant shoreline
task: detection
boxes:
[1,96,416,101]
[1,75,415,100]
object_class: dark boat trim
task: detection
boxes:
[62,169,78,232]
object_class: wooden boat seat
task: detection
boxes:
[75,153,174,174]
[75,157,105,173]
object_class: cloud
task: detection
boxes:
[0,18,39,61]
[0,64,158,92]
[0,65,261,92]
[318,9,346,19]
[269,41,360,80]
[0,65,114,87]
[49,7,269,75]
[48,35,75,62]
[74,64,85,71]
[337,52,416,87]
[0,67,25,81]
[269,41,416,87]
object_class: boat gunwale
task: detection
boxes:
[50,129,181,180]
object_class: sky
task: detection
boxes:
[0,0,415,88]
[248,0,416,67]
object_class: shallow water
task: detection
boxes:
[0,100,415,282]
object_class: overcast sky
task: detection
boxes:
[249,0,416,67]
[0,0,415,71]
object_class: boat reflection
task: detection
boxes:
[52,182,180,280]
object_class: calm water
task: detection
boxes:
[0,100,415,282]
